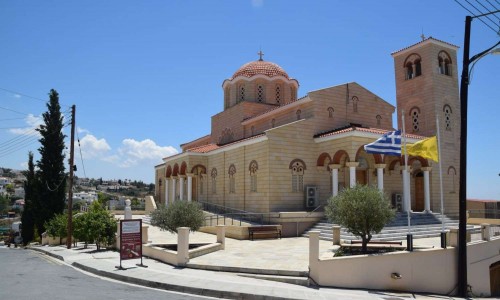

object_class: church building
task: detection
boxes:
[154,37,460,219]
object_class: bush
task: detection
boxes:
[73,201,117,250]
[325,185,395,253]
[150,201,204,234]
[45,213,68,245]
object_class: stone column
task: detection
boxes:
[346,162,359,188]
[309,231,320,267]
[329,164,341,196]
[124,199,132,220]
[422,167,432,213]
[375,164,386,191]
[216,225,225,249]
[177,227,190,267]
[332,225,341,245]
[481,223,491,241]
[171,176,177,202]
[164,177,169,206]
[186,173,193,202]
[179,176,185,200]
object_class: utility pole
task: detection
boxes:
[458,10,499,297]
[66,105,76,249]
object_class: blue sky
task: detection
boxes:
[0,1,498,199]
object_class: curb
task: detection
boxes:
[29,246,65,261]
[71,261,296,300]
[186,263,308,277]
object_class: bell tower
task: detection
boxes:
[391,37,460,215]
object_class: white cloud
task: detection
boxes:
[251,0,263,8]
[20,162,28,169]
[8,114,42,136]
[14,94,21,99]
[78,134,111,159]
[114,138,178,168]
[77,127,91,135]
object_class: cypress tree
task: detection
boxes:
[21,151,36,244]
[35,89,66,235]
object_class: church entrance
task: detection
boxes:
[491,261,500,296]
[414,172,424,211]
[356,170,367,185]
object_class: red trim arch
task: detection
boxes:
[447,166,457,175]
[332,150,349,164]
[191,164,207,175]
[172,163,180,177]
[408,156,429,168]
[180,162,187,175]
[165,165,172,178]
[388,158,402,171]
[355,146,383,164]
[316,153,332,167]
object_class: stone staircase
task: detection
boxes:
[302,212,476,242]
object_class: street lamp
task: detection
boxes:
[458,11,499,298]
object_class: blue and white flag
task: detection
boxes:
[364,130,401,156]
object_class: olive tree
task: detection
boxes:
[325,185,395,253]
[150,201,204,234]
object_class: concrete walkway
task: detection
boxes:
[22,217,472,299]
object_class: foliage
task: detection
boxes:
[44,213,68,245]
[325,185,395,254]
[73,201,117,250]
[35,89,66,235]
[21,152,36,244]
[97,192,110,206]
[150,201,205,234]
[131,198,141,206]
[0,194,9,214]
[5,184,15,195]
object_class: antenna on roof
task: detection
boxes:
[420,29,426,41]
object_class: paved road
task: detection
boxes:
[0,246,213,300]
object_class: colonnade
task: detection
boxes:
[329,162,432,213]
[163,173,194,206]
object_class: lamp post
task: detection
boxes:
[458,11,499,297]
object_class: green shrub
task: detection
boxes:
[325,185,395,254]
[73,201,117,250]
[44,213,68,245]
[150,201,204,234]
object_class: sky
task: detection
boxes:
[0,1,498,199]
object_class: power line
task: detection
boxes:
[0,106,32,116]
[454,0,500,34]
[0,87,72,109]
[0,117,26,122]
[465,0,500,26]
[481,0,500,20]
[76,128,87,179]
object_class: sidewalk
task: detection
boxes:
[28,219,461,299]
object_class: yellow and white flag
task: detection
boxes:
[403,136,439,162]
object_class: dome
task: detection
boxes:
[231,60,289,80]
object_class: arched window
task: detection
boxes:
[438,51,452,76]
[290,159,306,192]
[448,166,457,193]
[257,84,264,102]
[376,115,382,126]
[352,96,359,113]
[249,160,258,192]
[296,109,301,120]
[404,54,422,80]
[443,105,452,131]
[410,107,420,132]
[238,84,245,102]
[328,107,334,118]
[228,164,236,193]
[211,168,217,194]
[275,84,281,104]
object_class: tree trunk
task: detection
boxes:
[361,236,368,254]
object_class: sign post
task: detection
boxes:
[117,219,147,270]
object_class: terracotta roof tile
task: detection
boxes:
[391,37,459,55]
[232,60,289,79]
[315,126,425,140]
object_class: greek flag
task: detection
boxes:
[364,130,401,156]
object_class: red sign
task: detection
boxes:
[120,219,142,261]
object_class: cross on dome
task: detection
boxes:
[258,50,264,61]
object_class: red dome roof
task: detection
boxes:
[231,60,289,80]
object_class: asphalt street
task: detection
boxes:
[0,246,214,300]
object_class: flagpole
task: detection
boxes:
[436,117,446,248]
[402,110,413,251]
